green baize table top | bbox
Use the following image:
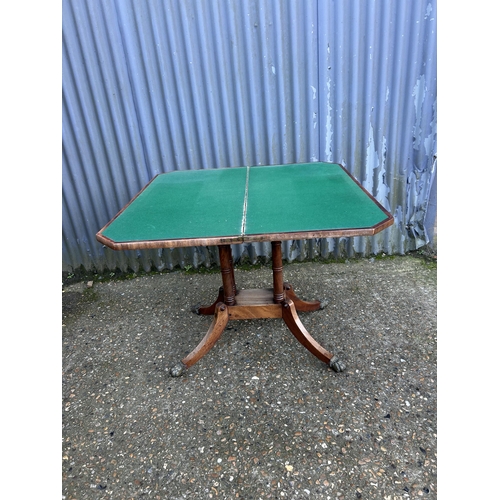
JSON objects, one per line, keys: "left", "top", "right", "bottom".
{"left": 97, "top": 162, "right": 393, "bottom": 250}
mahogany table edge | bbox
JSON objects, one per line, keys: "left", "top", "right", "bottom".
{"left": 96, "top": 216, "right": 393, "bottom": 251}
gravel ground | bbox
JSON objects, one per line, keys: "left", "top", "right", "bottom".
{"left": 62, "top": 255, "right": 437, "bottom": 499}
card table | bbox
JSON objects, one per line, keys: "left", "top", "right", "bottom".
{"left": 96, "top": 162, "right": 393, "bottom": 376}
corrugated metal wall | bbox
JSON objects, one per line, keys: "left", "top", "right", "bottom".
{"left": 62, "top": 0, "right": 437, "bottom": 273}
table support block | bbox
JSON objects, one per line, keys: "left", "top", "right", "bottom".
{"left": 228, "top": 289, "right": 282, "bottom": 320}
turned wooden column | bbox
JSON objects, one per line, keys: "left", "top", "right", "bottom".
{"left": 271, "top": 241, "right": 284, "bottom": 303}
{"left": 218, "top": 245, "right": 235, "bottom": 306}
{"left": 229, "top": 248, "right": 237, "bottom": 296}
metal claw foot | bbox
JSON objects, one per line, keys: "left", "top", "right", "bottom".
{"left": 169, "top": 362, "right": 187, "bottom": 377}
{"left": 319, "top": 300, "right": 329, "bottom": 310}
{"left": 191, "top": 303, "right": 201, "bottom": 315}
{"left": 329, "top": 356, "right": 346, "bottom": 373}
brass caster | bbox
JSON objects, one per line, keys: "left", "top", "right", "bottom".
{"left": 169, "top": 362, "right": 187, "bottom": 377}
{"left": 329, "top": 356, "right": 346, "bottom": 373}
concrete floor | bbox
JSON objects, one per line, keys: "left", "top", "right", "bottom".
{"left": 62, "top": 255, "right": 437, "bottom": 499}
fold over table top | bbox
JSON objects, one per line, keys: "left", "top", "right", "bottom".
{"left": 96, "top": 162, "right": 393, "bottom": 250}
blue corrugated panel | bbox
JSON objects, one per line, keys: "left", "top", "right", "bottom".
{"left": 63, "top": 0, "right": 436, "bottom": 272}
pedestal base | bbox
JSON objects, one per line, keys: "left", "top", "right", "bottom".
{"left": 169, "top": 242, "right": 345, "bottom": 376}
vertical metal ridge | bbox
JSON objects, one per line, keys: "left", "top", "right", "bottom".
{"left": 63, "top": 0, "right": 436, "bottom": 272}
